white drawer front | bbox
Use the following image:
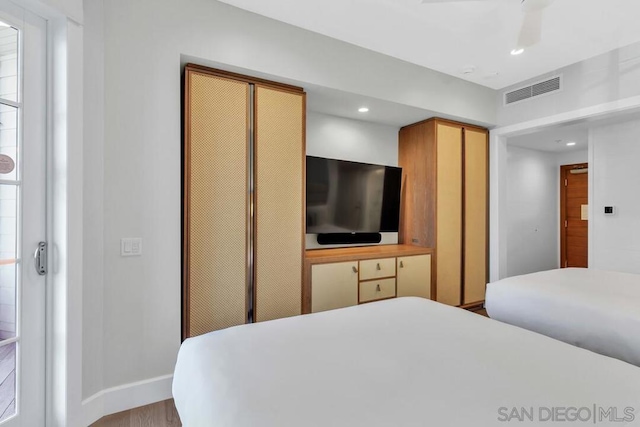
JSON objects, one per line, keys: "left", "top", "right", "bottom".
{"left": 359, "top": 278, "right": 396, "bottom": 303}
{"left": 359, "top": 258, "right": 396, "bottom": 281}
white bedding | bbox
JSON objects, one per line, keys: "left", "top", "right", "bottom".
{"left": 173, "top": 297, "right": 640, "bottom": 426}
{"left": 486, "top": 268, "right": 640, "bottom": 367}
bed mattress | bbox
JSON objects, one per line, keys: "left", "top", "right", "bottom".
{"left": 173, "top": 297, "right": 640, "bottom": 427}
{"left": 486, "top": 268, "right": 640, "bottom": 367}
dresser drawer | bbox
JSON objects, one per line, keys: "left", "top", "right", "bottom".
{"left": 359, "top": 258, "right": 396, "bottom": 281}
{"left": 359, "top": 278, "right": 396, "bottom": 303}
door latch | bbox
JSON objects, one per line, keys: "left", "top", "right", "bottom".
{"left": 34, "top": 242, "right": 47, "bottom": 276}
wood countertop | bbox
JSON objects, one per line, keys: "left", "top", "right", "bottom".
{"left": 305, "top": 244, "right": 434, "bottom": 264}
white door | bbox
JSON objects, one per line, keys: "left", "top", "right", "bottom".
{"left": 0, "top": 2, "right": 46, "bottom": 426}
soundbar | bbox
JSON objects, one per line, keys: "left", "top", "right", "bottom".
{"left": 317, "top": 233, "right": 382, "bottom": 245}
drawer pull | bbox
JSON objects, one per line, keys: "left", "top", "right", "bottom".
{"left": 376, "top": 284, "right": 381, "bottom": 292}
{"left": 399, "top": 261, "right": 404, "bottom": 268}
{"left": 352, "top": 266, "right": 358, "bottom": 273}
{"left": 376, "top": 263, "right": 381, "bottom": 271}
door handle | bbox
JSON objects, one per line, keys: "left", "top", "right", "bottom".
{"left": 34, "top": 242, "right": 47, "bottom": 276}
{"left": 399, "top": 261, "right": 404, "bottom": 268}
{"left": 352, "top": 266, "right": 358, "bottom": 273}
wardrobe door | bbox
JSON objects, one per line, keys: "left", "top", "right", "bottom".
{"left": 435, "top": 123, "right": 463, "bottom": 306}
{"left": 184, "top": 71, "right": 250, "bottom": 338}
{"left": 463, "top": 128, "right": 488, "bottom": 304}
{"left": 254, "top": 85, "right": 305, "bottom": 322}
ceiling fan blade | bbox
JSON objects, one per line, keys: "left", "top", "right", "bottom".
{"left": 420, "top": 0, "right": 491, "bottom": 3}
{"left": 516, "top": 8, "right": 542, "bottom": 48}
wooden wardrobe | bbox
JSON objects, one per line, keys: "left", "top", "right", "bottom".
{"left": 398, "top": 118, "right": 488, "bottom": 307}
{"left": 182, "top": 64, "right": 305, "bottom": 339}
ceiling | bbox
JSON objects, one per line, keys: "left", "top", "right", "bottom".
{"left": 507, "top": 109, "right": 640, "bottom": 152}
{"left": 507, "top": 124, "right": 588, "bottom": 152}
{"left": 216, "top": 0, "right": 640, "bottom": 90}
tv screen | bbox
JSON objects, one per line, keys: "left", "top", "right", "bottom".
{"left": 306, "top": 156, "right": 402, "bottom": 234}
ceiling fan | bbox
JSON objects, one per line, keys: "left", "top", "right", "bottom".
{"left": 417, "top": 0, "right": 554, "bottom": 49}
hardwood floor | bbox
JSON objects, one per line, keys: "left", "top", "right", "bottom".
{"left": 90, "top": 399, "right": 181, "bottom": 427}
{"left": 0, "top": 343, "right": 15, "bottom": 422}
{"left": 475, "top": 308, "right": 489, "bottom": 317}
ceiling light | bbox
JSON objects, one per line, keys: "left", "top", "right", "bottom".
{"left": 358, "top": 107, "right": 369, "bottom": 113}
{"left": 566, "top": 142, "right": 576, "bottom": 146}
{"left": 511, "top": 48, "right": 524, "bottom": 56}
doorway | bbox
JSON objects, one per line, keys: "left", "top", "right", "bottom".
{"left": 0, "top": 2, "right": 47, "bottom": 426}
{"left": 560, "top": 163, "right": 588, "bottom": 268}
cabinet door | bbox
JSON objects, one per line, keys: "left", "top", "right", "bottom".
{"left": 436, "top": 123, "right": 463, "bottom": 306}
{"left": 254, "top": 86, "right": 305, "bottom": 322}
{"left": 311, "top": 262, "right": 358, "bottom": 313}
{"left": 184, "top": 71, "right": 250, "bottom": 338}
{"left": 397, "top": 254, "right": 431, "bottom": 299}
{"left": 463, "top": 128, "right": 488, "bottom": 304}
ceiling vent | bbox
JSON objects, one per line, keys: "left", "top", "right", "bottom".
{"left": 504, "top": 75, "right": 562, "bottom": 105}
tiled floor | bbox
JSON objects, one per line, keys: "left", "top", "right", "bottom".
{"left": 0, "top": 342, "right": 15, "bottom": 422}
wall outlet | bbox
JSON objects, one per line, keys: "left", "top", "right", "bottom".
{"left": 121, "top": 238, "right": 142, "bottom": 256}
{"left": 604, "top": 206, "right": 615, "bottom": 216}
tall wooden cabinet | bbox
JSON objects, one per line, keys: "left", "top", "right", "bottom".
{"left": 398, "top": 119, "right": 488, "bottom": 307}
{"left": 183, "top": 65, "right": 305, "bottom": 339}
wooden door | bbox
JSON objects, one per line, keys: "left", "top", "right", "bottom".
{"left": 561, "top": 164, "right": 588, "bottom": 268}
{"left": 463, "top": 128, "right": 488, "bottom": 304}
{"left": 254, "top": 85, "right": 305, "bottom": 322}
{"left": 397, "top": 255, "right": 431, "bottom": 299}
{"left": 436, "top": 123, "right": 463, "bottom": 306}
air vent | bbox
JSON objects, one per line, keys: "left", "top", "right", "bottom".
{"left": 504, "top": 76, "right": 562, "bottom": 105}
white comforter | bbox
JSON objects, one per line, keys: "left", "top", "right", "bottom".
{"left": 486, "top": 268, "right": 640, "bottom": 367}
{"left": 173, "top": 297, "right": 640, "bottom": 427}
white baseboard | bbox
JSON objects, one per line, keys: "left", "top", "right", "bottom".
{"left": 82, "top": 374, "right": 173, "bottom": 426}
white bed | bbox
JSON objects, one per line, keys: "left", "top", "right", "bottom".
{"left": 486, "top": 268, "right": 640, "bottom": 367}
{"left": 173, "top": 297, "right": 640, "bottom": 426}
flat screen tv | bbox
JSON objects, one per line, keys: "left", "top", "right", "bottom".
{"left": 306, "top": 156, "right": 402, "bottom": 234}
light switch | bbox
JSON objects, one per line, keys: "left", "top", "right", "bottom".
{"left": 581, "top": 205, "right": 588, "bottom": 220}
{"left": 121, "top": 238, "right": 142, "bottom": 256}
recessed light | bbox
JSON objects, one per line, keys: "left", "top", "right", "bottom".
{"left": 511, "top": 48, "right": 524, "bottom": 56}
{"left": 358, "top": 107, "right": 369, "bottom": 113}
{"left": 566, "top": 142, "right": 576, "bottom": 146}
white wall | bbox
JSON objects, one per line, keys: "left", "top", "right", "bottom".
{"left": 506, "top": 146, "right": 588, "bottom": 277}
{"left": 506, "top": 146, "right": 558, "bottom": 276}
{"left": 306, "top": 112, "right": 398, "bottom": 166}
{"left": 497, "top": 42, "right": 640, "bottom": 126}
{"left": 22, "top": 0, "right": 82, "bottom": 22}
{"left": 590, "top": 118, "right": 640, "bottom": 273}
{"left": 86, "top": 0, "right": 497, "bottom": 407}
{"left": 82, "top": 0, "right": 103, "bottom": 400}
{"left": 556, "top": 150, "right": 588, "bottom": 167}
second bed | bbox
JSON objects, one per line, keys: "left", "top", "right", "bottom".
{"left": 486, "top": 267, "right": 640, "bottom": 366}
